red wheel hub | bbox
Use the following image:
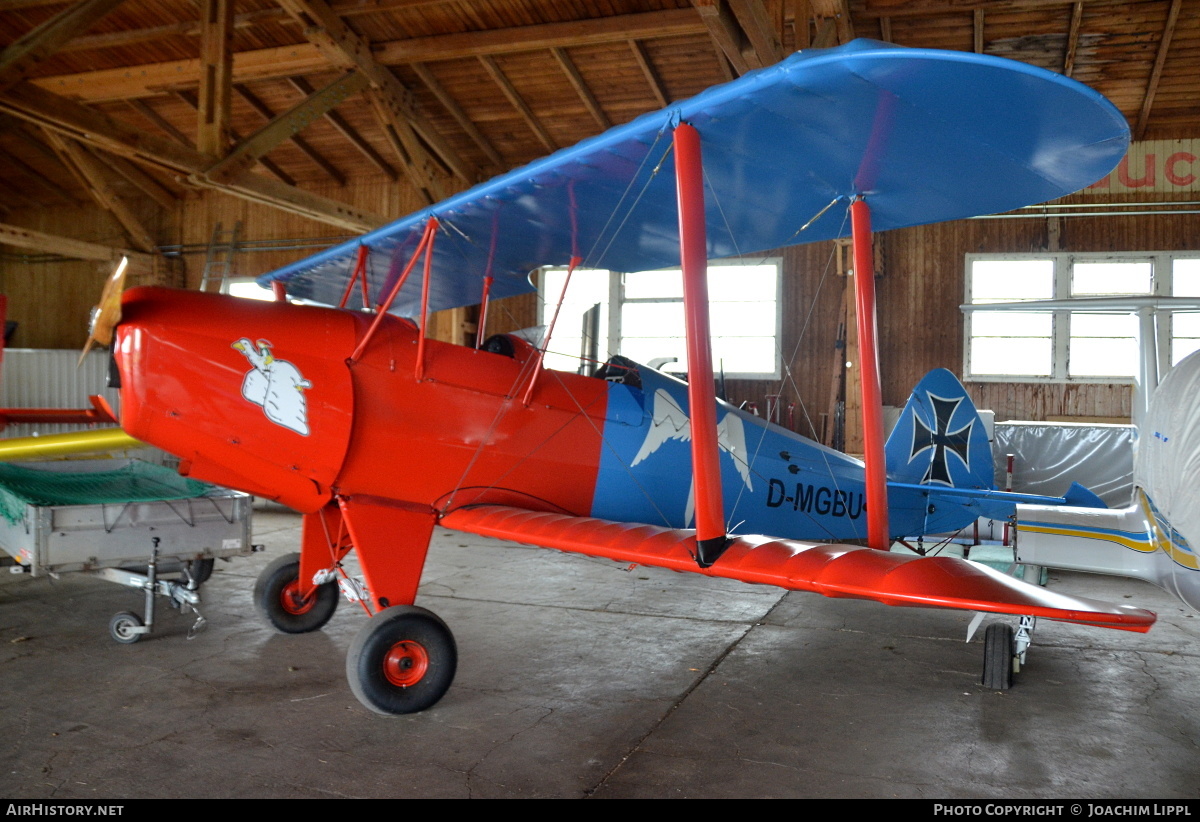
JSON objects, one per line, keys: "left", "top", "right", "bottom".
{"left": 280, "top": 580, "right": 316, "bottom": 615}
{"left": 383, "top": 640, "right": 429, "bottom": 688}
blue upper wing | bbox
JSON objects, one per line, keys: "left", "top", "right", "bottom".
{"left": 258, "top": 39, "right": 1129, "bottom": 317}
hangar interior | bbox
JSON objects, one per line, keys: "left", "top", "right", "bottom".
{"left": 0, "top": 0, "right": 1198, "bottom": 800}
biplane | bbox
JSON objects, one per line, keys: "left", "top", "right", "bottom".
{"left": 64, "top": 40, "right": 1159, "bottom": 713}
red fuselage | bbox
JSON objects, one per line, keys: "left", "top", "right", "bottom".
{"left": 114, "top": 287, "right": 608, "bottom": 517}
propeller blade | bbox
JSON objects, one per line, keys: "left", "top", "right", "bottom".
{"left": 79, "top": 256, "right": 129, "bottom": 366}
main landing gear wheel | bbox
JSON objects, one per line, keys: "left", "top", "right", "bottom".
{"left": 346, "top": 605, "right": 457, "bottom": 715}
{"left": 254, "top": 552, "right": 339, "bottom": 634}
{"left": 982, "top": 622, "right": 1015, "bottom": 690}
{"left": 109, "top": 611, "right": 143, "bottom": 644}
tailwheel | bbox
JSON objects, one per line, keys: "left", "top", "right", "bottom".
{"left": 346, "top": 605, "right": 457, "bottom": 715}
{"left": 254, "top": 552, "right": 338, "bottom": 634}
{"left": 981, "top": 622, "right": 1015, "bottom": 690}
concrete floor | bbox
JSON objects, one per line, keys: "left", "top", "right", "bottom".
{"left": 1, "top": 507, "right": 1198, "bottom": 799}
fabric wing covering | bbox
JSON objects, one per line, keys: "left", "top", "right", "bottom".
{"left": 259, "top": 39, "right": 1130, "bottom": 318}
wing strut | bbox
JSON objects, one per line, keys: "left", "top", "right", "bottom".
{"left": 675, "top": 121, "right": 728, "bottom": 567}
{"left": 850, "top": 197, "right": 890, "bottom": 549}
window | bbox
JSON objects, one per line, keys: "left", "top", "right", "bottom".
{"left": 964, "top": 253, "right": 1200, "bottom": 381}
{"left": 227, "top": 279, "right": 275, "bottom": 301}
{"left": 539, "top": 258, "right": 782, "bottom": 380}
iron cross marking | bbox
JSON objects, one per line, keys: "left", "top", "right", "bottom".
{"left": 910, "top": 394, "right": 973, "bottom": 485}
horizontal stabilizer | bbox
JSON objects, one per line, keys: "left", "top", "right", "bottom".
{"left": 441, "top": 505, "right": 1155, "bottom": 632}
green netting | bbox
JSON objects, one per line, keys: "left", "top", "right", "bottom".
{"left": 0, "top": 461, "right": 217, "bottom": 524}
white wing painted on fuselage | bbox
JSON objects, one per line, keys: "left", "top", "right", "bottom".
{"left": 632, "top": 388, "right": 754, "bottom": 527}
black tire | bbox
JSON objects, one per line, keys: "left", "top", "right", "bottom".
{"left": 109, "top": 611, "right": 144, "bottom": 644}
{"left": 346, "top": 605, "right": 457, "bottom": 715}
{"left": 254, "top": 552, "right": 338, "bottom": 634}
{"left": 187, "top": 558, "right": 215, "bottom": 587}
{"left": 982, "top": 622, "right": 1015, "bottom": 690}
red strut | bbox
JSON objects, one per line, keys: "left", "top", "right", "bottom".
{"left": 850, "top": 197, "right": 890, "bottom": 550}
{"left": 674, "top": 122, "right": 727, "bottom": 566}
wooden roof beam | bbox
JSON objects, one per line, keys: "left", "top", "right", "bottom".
{"left": 810, "top": 0, "right": 854, "bottom": 44}
{"left": 0, "top": 222, "right": 154, "bottom": 270}
{"left": 410, "top": 63, "right": 503, "bottom": 172}
{"left": 287, "top": 75, "right": 397, "bottom": 181}
{"left": 550, "top": 47, "right": 611, "bottom": 132}
{"left": 124, "top": 99, "right": 192, "bottom": 147}
{"left": 974, "top": 8, "right": 985, "bottom": 53}
{"left": 43, "top": 130, "right": 158, "bottom": 254}
{"left": 629, "top": 40, "right": 668, "bottom": 109}
{"left": 234, "top": 83, "right": 346, "bottom": 186}
{"left": 197, "top": 0, "right": 234, "bottom": 158}
{"left": 1134, "top": 0, "right": 1181, "bottom": 140}
{"left": 0, "top": 142, "right": 79, "bottom": 206}
{"left": 207, "top": 72, "right": 366, "bottom": 185}
{"left": 34, "top": 10, "right": 707, "bottom": 103}
{"left": 1063, "top": 2, "right": 1083, "bottom": 77}
{"left": 174, "top": 89, "right": 297, "bottom": 187}
{"left": 365, "top": 88, "right": 441, "bottom": 205}
{"left": 103, "top": 152, "right": 177, "bottom": 210}
{"left": 277, "top": 0, "right": 472, "bottom": 186}
{"left": 0, "top": 0, "right": 128, "bottom": 95}
{"left": 728, "top": 0, "right": 783, "bottom": 66}
{"left": 0, "top": 82, "right": 383, "bottom": 231}
{"left": 692, "top": 0, "right": 755, "bottom": 75}
{"left": 479, "top": 55, "right": 558, "bottom": 154}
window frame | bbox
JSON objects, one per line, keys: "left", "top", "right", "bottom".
{"left": 964, "top": 251, "right": 1200, "bottom": 383}
{"left": 538, "top": 257, "right": 784, "bottom": 381}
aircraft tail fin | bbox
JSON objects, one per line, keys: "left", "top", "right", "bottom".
{"left": 885, "top": 368, "right": 995, "bottom": 489}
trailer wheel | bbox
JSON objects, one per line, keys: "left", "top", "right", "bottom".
{"left": 346, "top": 606, "right": 457, "bottom": 715}
{"left": 109, "top": 611, "right": 143, "bottom": 644}
{"left": 254, "top": 552, "right": 338, "bottom": 634}
{"left": 982, "top": 622, "right": 1015, "bottom": 690}
{"left": 187, "top": 558, "right": 215, "bottom": 587}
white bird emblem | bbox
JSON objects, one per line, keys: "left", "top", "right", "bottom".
{"left": 233, "top": 338, "right": 313, "bottom": 436}
{"left": 631, "top": 388, "right": 754, "bottom": 526}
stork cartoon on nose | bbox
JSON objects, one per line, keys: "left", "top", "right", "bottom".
{"left": 232, "top": 338, "right": 312, "bottom": 436}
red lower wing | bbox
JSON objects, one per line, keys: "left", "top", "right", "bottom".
{"left": 439, "top": 505, "right": 1156, "bottom": 632}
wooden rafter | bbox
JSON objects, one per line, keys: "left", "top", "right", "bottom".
{"left": 197, "top": 0, "right": 234, "bottom": 157}
{"left": 124, "top": 99, "right": 191, "bottom": 147}
{"left": 551, "top": 48, "right": 610, "bottom": 132}
{"left": 206, "top": 71, "right": 366, "bottom": 185}
{"left": 629, "top": 40, "right": 668, "bottom": 109}
{"left": 276, "top": 0, "right": 472, "bottom": 186}
{"left": 0, "top": 0, "right": 128, "bottom": 95}
{"left": 0, "top": 221, "right": 153, "bottom": 271}
{"left": 234, "top": 83, "right": 346, "bottom": 186}
{"left": 974, "top": 8, "right": 985, "bottom": 53}
{"left": 692, "top": 0, "right": 754, "bottom": 75}
{"left": 0, "top": 81, "right": 383, "bottom": 231}
{"left": 174, "top": 89, "right": 297, "bottom": 187}
{"left": 810, "top": 0, "right": 854, "bottom": 44}
{"left": 104, "top": 153, "right": 177, "bottom": 210}
{"left": 479, "top": 55, "right": 558, "bottom": 154}
{"left": 0, "top": 142, "right": 78, "bottom": 206}
{"left": 364, "top": 88, "right": 445, "bottom": 204}
{"left": 728, "top": 0, "right": 783, "bottom": 66}
{"left": 287, "top": 75, "right": 398, "bottom": 181}
{"left": 43, "top": 130, "right": 157, "bottom": 254}
{"left": 1134, "top": 0, "right": 1181, "bottom": 140}
{"left": 1063, "top": 2, "right": 1083, "bottom": 77}
{"left": 410, "top": 63, "right": 503, "bottom": 172}
{"left": 34, "top": 10, "right": 707, "bottom": 104}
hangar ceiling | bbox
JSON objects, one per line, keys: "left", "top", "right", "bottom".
{"left": 0, "top": 0, "right": 1193, "bottom": 249}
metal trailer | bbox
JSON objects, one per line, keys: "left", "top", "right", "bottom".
{"left": 0, "top": 459, "right": 255, "bottom": 642}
